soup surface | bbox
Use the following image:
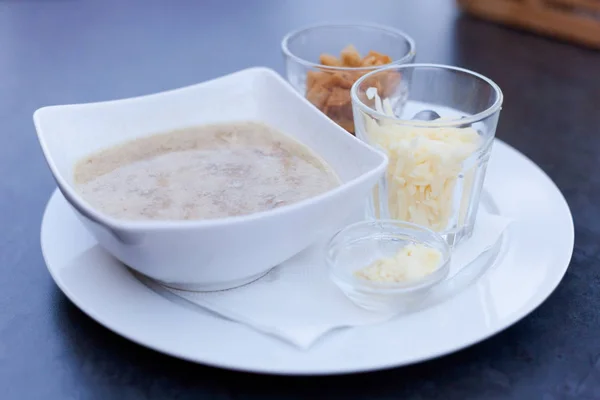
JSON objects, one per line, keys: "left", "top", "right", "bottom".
{"left": 74, "top": 121, "right": 340, "bottom": 221}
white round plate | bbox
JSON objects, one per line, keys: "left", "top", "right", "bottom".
{"left": 41, "top": 140, "right": 574, "bottom": 375}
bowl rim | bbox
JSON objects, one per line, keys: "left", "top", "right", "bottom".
{"left": 326, "top": 219, "right": 451, "bottom": 293}
{"left": 281, "top": 22, "right": 417, "bottom": 72}
{"left": 350, "top": 63, "right": 504, "bottom": 127}
{"left": 33, "top": 67, "right": 389, "bottom": 233}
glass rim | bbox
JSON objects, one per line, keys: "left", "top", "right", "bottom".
{"left": 281, "top": 22, "right": 417, "bottom": 72}
{"left": 350, "top": 63, "right": 504, "bottom": 127}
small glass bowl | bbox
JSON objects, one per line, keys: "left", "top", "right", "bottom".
{"left": 326, "top": 220, "right": 451, "bottom": 314}
{"left": 281, "top": 23, "right": 416, "bottom": 135}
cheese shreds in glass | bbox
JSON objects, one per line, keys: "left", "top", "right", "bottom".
{"left": 364, "top": 88, "right": 480, "bottom": 232}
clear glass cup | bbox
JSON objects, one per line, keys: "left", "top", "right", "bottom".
{"left": 351, "top": 64, "right": 503, "bottom": 246}
{"left": 281, "top": 23, "right": 416, "bottom": 135}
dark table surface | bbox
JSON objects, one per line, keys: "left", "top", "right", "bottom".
{"left": 1, "top": 0, "right": 599, "bottom": 399}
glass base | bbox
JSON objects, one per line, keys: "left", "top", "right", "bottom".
{"left": 363, "top": 201, "right": 476, "bottom": 248}
{"left": 442, "top": 224, "right": 474, "bottom": 248}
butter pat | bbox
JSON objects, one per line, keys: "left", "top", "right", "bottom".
{"left": 354, "top": 243, "right": 442, "bottom": 283}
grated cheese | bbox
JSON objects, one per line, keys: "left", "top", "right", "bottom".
{"left": 363, "top": 89, "right": 480, "bottom": 231}
{"left": 354, "top": 243, "right": 442, "bottom": 283}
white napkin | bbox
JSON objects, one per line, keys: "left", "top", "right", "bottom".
{"left": 143, "top": 212, "right": 511, "bottom": 349}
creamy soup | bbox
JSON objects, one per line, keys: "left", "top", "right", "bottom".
{"left": 74, "top": 122, "right": 340, "bottom": 221}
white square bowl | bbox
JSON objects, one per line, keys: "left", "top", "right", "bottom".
{"left": 34, "top": 67, "right": 388, "bottom": 291}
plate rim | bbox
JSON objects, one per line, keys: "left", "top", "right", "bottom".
{"left": 40, "top": 139, "right": 575, "bottom": 375}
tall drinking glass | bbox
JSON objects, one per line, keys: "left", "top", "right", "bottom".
{"left": 351, "top": 64, "right": 503, "bottom": 246}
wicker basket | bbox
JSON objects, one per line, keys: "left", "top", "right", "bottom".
{"left": 457, "top": 0, "right": 600, "bottom": 49}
